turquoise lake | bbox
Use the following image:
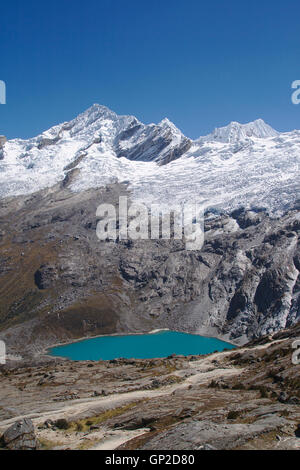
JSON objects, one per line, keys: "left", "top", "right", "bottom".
{"left": 49, "top": 331, "right": 235, "bottom": 361}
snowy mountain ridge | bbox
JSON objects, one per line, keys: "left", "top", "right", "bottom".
{"left": 0, "top": 104, "right": 299, "bottom": 215}
{"left": 198, "top": 118, "right": 279, "bottom": 144}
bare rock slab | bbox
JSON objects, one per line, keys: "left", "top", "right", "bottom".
{"left": 3, "top": 419, "right": 38, "bottom": 450}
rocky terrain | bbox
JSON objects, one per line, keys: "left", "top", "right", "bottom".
{"left": 0, "top": 323, "right": 299, "bottom": 450}
{"left": 0, "top": 180, "right": 299, "bottom": 357}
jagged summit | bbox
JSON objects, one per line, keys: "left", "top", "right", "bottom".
{"left": 159, "top": 117, "right": 179, "bottom": 128}
{"left": 76, "top": 103, "right": 117, "bottom": 121}
{"left": 79, "top": 103, "right": 116, "bottom": 116}
{"left": 199, "top": 118, "right": 278, "bottom": 144}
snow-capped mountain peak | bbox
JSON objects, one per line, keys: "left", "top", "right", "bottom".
{"left": 199, "top": 118, "right": 278, "bottom": 144}
{"left": 159, "top": 117, "right": 179, "bottom": 130}
{"left": 0, "top": 105, "right": 299, "bottom": 217}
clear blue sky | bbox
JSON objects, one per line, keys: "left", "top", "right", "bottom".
{"left": 1, "top": 0, "right": 300, "bottom": 140}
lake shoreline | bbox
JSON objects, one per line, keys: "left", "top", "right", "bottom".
{"left": 46, "top": 329, "right": 237, "bottom": 362}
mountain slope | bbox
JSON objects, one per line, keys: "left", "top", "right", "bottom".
{"left": 198, "top": 118, "right": 279, "bottom": 143}
{"left": 0, "top": 182, "right": 298, "bottom": 355}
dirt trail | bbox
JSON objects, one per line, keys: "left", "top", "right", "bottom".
{"left": 91, "top": 428, "right": 150, "bottom": 450}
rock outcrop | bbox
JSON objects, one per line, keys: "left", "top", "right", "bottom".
{"left": 2, "top": 419, "right": 37, "bottom": 450}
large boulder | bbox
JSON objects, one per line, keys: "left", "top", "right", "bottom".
{"left": 2, "top": 419, "right": 38, "bottom": 450}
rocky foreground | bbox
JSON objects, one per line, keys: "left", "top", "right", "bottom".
{"left": 0, "top": 323, "right": 300, "bottom": 450}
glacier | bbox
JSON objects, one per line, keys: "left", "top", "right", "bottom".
{"left": 0, "top": 104, "right": 299, "bottom": 214}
